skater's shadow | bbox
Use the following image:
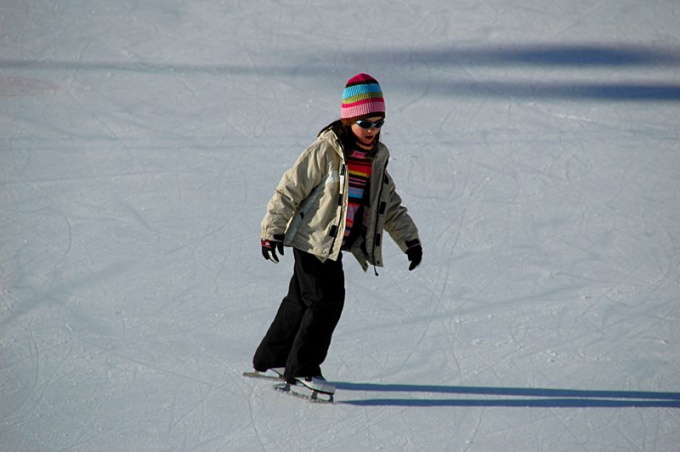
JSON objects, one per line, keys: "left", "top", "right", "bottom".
{"left": 334, "top": 382, "right": 680, "bottom": 408}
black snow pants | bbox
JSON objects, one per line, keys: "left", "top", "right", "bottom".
{"left": 253, "top": 248, "right": 345, "bottom": 379}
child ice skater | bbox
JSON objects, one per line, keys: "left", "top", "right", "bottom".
{"left": 253, "top": 73, "right": 422, "bottom": 394}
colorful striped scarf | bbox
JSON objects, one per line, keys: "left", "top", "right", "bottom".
{"left": 342, "top": 149, "right": 373, "bottom": 248}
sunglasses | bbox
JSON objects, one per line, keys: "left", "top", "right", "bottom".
{"left": 355, "top": 119, "right": 385, "bottom": 130}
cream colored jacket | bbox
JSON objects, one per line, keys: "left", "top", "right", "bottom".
{"left": 261, "top": 129, "right": 420, "bottom": 271}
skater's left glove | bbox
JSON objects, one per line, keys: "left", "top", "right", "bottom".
{"left": 406, "top": 240, "right": 422, "bottom": 271}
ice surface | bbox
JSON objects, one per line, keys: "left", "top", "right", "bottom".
{"left": 1, "top": 0, "right": 679, "bottom": 450}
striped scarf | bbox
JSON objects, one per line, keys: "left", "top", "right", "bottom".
{"left": 342, "top": 148, "right": 373, "bottom": 249}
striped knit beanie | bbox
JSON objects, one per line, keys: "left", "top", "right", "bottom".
{"left": 340, "top": 73, "right": 385, "bottom": 125}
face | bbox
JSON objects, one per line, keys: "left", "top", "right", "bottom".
{"left": 350, "top": 116, "right": 384, "bottom": 146}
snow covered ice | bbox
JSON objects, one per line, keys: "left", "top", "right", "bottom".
{"left": 1, "top": 0, "right": 679, "bottom": 450}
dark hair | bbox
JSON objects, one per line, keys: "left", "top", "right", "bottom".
{"left": 318, "top": 119, "right": 380, "bottom": 157}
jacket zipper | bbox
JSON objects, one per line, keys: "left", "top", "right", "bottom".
{"left": 329, "top": 163, "right": 347, "bottom": 256}
{"left": 370, "top": 159, "right": 389, "bottom": 276}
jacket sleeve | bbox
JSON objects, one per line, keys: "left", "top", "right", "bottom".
{"left": 382, "top": 170, "right": 421, "bottom": 252}
{"left": 261, "top": 140, "right": 328, "bottom": 240}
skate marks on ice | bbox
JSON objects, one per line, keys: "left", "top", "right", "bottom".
{"left": 335, "top": 382, "right": 680, "bottom": 408}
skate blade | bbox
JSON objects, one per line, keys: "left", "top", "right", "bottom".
{"left": 273, "top": 383, "right": 334, "bottom": 403}
{"left": 242, "top": 370, "right": 284, "bottom": 381}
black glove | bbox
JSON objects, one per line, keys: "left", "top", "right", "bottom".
{"left": 261, "top": 234, "right": 285, "bottom": 263}
{"left": 406, "top": 240, "right": 422, "bottom": 271}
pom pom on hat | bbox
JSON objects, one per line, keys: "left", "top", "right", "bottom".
{"left": 341, "top": 73, "right": 385, "bottom": 125}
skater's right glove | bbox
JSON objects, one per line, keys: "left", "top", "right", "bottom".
{"left": 261, "top": 234, "right": 285, "bottom": 263}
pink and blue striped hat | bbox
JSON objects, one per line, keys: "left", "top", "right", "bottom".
{"left": 340, "top": 73, "right": 385, "bottom": 125}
